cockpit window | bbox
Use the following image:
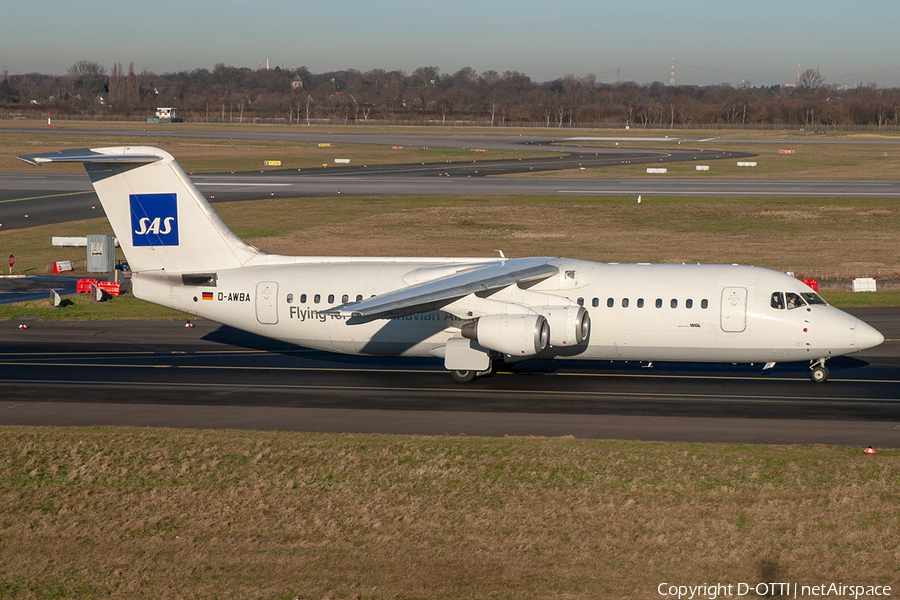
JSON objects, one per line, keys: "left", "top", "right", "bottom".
{"left": 771, "top": 292, "right": 785, "bottom": 310}
{"left": 802, "top": 292, "right": 827, "bottom": 306}
{"left": 785, "top": 292, "right": 806, "bottom": 310}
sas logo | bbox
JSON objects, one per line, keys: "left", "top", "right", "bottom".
{"left": 130, "top": 193, "right": 179, "bottom": 246}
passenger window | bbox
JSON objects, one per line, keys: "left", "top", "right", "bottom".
{"left": 300, "top": 293, "right": 307, "bottom": 303}
{"left": 286, "top": 293, "right": 294, "bottom": 304}
{"left": 607, "top": 298, "right": 614, "bottom": 308}
{"left": 686, "top": 299, "right": 693, "bottom": 309}
{"left": 592, "top": 298, "right": 599, "bottom": 308}
{"left": 356, "top": 295, "right": 363, "bottom": 302}
{"left": 622, "top": 298, "right": 629, "bottom": 308}
{"left": 786, "top": 292, "right": 806, "bottom": 310}
{"left": 342, "top": 294, "right": 349, "bottom": 303}
{"left": 656, "top": 298, "right": 663, "bottom": 308}
{"left": 670, "top": 299, "right": 678, "bottom": 309}
{"left": 328, "top": 294, "right": 335, "bottom": 304}
{"left": 701, "top": 299, "right": 708, "bottom": 309}
{"left": 577, "top": 297, "right": 584, "bottom": 306}
{"left": 771, "top": 292, "right": 785, "bottom": 310}
{"left": 637, "top": 298, "right": 644, "bottom": 308}
{"left": 313, "top": 294, "right": 320, "bottom": 304}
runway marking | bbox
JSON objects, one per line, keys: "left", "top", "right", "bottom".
{"left": 195, "top": 183, "right": 290, "bottom": 187}
{"left": 0, "top": 379, "right": 898, "bottom": 406}
{"left": 0, "top": 359, "right": 898, "bottom": 386}
{"left": 0, "top": 190, "right": 94, "bottom": 204}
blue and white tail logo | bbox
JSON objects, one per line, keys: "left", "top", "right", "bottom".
{"left": 130, "top": 193, "right": 179, "bottom": 246}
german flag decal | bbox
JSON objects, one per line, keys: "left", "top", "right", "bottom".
{"left": 202, "top": 292, "right": 214, "bottom": 301}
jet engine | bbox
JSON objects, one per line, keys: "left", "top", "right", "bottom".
{"left": 461, "top": 314, "right": 549, "bottom": 356}
{"left": 542, "top": 305, "right": 590, "bottom": 347}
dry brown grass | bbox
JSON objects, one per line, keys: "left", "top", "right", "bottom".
{"left": 5, "top": 195, "right": 899, "bottom": 277}
{"left": 1, "top": 427, "right": 897, "bottom": 599}
{"left": 224, "top": 195, "right": 900, "bottom": 272}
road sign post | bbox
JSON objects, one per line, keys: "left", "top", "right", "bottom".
{"left": 8, "top": 254, "right": 15, "bottom": 274}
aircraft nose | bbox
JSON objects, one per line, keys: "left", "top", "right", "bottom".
{"left": 855, "top": 319, "right": 885, "bottom": 350}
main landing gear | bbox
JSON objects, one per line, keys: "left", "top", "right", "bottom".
{"left": 809, "top": 358, "right": 830, "bottom": 383}
{"left": 450, "top": 369, "right": 478, "bottom": 383}
{"left": 450, "top": 359, "right": 506, "bottom": 383}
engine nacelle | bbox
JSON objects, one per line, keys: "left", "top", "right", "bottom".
{"left": 461, "top": 314, "right": 549, "bottom": 357}
{"left": 542, "top": 305, "right": 590, "bottom": 347}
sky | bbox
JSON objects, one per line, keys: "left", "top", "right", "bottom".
{"left": 3, "top": 0, "right": 900, "bottom": 87}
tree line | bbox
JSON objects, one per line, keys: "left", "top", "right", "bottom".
{"left": 2, "top": 61, "right": 899, "bottom": 128}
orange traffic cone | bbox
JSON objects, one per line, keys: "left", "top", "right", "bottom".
{"left": 864, "top": 446, "right": 876, "bottom": 455}
{"left": 18, "top": 321, "right": 28, "bottom": 329}
{"left": 184, "top": 321, "right": 194, "bottom": 329}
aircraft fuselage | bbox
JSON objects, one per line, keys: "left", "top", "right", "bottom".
{"left": 137, "top": 258, "right": 879, "bottom": 365}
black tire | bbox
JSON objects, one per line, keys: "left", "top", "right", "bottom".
{"left": 809, "top": 365, "right": 829, "bottom": 383}
{"left": 450, "top": 369, "right": 477, "bottom": 384}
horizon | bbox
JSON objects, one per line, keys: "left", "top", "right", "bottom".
{"left": 3, "top": 0, "right": 899, "bottom": 88}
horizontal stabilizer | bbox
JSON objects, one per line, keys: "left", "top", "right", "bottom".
{"left": 18, "top": 148, "right": 163, "bottom": 166}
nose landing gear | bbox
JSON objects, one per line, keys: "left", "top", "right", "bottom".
{"left": 809, "top": 358, "right": 830, "bottom": 383}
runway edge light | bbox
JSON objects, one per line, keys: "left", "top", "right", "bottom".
{"left": 864, "top": 446, "right": 876, "bottom": 455}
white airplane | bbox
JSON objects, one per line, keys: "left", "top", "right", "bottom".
{"left": 19, "top": 146, "right": 884, "bottom": 383}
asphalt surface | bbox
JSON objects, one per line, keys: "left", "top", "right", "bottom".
{"left": 0, "top": 310, "right": 897, "bottom": 446}
{"left": 0, "top": 275, "right": 79, "bottom": 304}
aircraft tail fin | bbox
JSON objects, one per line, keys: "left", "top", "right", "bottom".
{"left": 18, "top": 147, "right": 262, "bottom": 274}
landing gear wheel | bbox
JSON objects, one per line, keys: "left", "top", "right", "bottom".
{"left": 450, "top": 369, "right": 478, "bottom": 384}
{"left": 809, "top": 365, "right": 830, "bottom": 383}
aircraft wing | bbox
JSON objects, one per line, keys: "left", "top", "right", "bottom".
{"left": 332, "top": 257, "right": 559, "bottom": 321}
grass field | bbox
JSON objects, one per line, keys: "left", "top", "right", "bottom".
{"left": 1, "top": 427, "right": 897, "bottom": 599}
{"left": 3, "top": 193, "right": 899, "bottom": 315}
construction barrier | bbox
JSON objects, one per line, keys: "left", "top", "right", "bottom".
{"left": 76, "top": 279, "right": 99, "bottom": 293}
{"left": 52, "top": 260, "right": 73, "bottom": 273}
{"left": 852, "top": 278, "right": 877, "bottom": 292}
{"left": 97, "top": 281, "right": 121, "bottom": 296}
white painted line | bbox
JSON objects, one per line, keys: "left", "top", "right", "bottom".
{"left": 195, "top": 182, "right": 291, "bottom": 187}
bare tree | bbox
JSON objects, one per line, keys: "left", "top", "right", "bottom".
{"left": 797, "top": 68, "right": 825, "bottom": 101}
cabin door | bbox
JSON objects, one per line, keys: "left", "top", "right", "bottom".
{"left": 256, "top": 281, "right": 279, "bottom": 324}
{"left": 720, "top": 287, "right": 747, "bottom": 333}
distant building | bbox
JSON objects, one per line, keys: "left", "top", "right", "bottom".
{"left": 148, "top": 108, "right": 178, "bottom": 123}
{"left": 291, "top": 74, "right": 303, "bottom": 90}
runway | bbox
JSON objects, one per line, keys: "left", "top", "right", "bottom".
{"left": 1, "top": 313, "right": 897, "bottom": 446}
